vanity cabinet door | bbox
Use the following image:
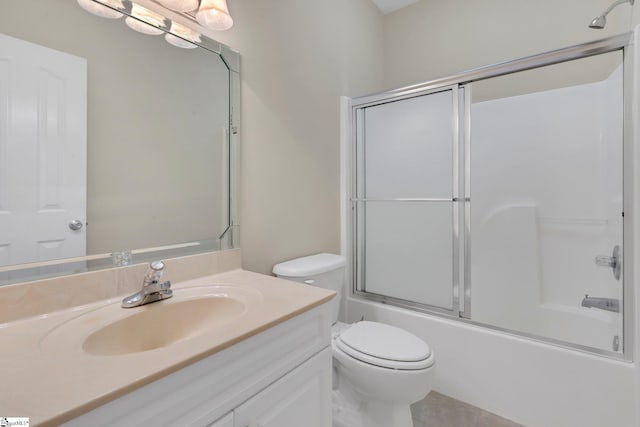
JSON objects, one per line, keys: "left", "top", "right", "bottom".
{"left": 208, "top": 413, "right": 234, "bottom": 427}
{"left": 234, "top": 348, "right": 331, "bottom": 427}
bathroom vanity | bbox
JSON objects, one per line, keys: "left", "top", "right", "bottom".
{"left": 63, "top": 298, "right": 332, "bottom": 427}
{"left": 0, "top": 251, "right": 334, "bottom": 427}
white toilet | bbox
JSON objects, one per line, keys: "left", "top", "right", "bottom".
{"left": 273, "top": 253, "right": 434, "bottom": 427}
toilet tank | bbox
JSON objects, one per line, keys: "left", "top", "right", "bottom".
{"left": 272, "top": 253, "right": 346, "bottom": 324}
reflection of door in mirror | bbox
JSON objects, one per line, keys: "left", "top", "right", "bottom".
{"left": 0, "top": 34, "right": 87, "bottom": 267}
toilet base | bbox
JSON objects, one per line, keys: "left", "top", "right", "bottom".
{"left": 332, "top": 388, "right": 415, "bottom": 427}
{"left": 333, "top": 390, "right": 363, "bottom": 427}
{"left": 362, "top": 399, "right": 413, "bottom": 427}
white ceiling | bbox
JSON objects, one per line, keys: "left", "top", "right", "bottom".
{"left": 371, "top": 0, "right": 420, "bottom": 15}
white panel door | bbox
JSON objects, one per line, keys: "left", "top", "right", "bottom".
{"left": 0, "top": 33, "right": 87, "bottom": 267}
{"left": 234, "top": 348, "right": 332, "bottom": 427}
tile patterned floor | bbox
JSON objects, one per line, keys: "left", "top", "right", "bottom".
{"left": 411, "top": 392, "right": 525, "bottom": 427}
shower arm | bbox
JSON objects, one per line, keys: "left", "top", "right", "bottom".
{"left": 599, "top": 0, "right": 634, "bottom": 19}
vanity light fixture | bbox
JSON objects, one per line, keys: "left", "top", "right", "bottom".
{"left": 165, "top": 21, "right": 201, "bottom": 48}
{"left": 196, "top": 0, "right": 234, "bottom": 31}
{"left": 125, "top": 3, "right": 166, "bottom": 35}
{"left": 77, "top": 0, "right": 125, "bottom": 19}
{"left": 156, "top": 0, "right": 200, "bottom": 12}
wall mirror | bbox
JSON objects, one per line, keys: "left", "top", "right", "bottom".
{"left": 0, "top": 0, "right": 239, "bottom": 285}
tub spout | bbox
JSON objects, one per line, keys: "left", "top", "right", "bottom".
{"left": 581, "top": 295, "right": 620, "bottom": 313}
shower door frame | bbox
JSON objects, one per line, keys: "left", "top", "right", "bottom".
{"left": 351, "top": 84, "right": 466, "bottom": 317}
{"left": 347, "top": 32, "right": 635, "bottom": 360}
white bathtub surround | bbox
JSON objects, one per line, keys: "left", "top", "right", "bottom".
{"left": 349, "top": 52, "right": 624, "bottom": 353}
{"left": 470, "top": 64, "right": 623, "bottom": 351}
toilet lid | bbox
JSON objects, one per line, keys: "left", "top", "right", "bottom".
{"left": 335, "top": 321, "right": 434, "bottom": 370}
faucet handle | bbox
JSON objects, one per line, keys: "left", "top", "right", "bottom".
{"left": 158, "top": 280, "right": 172, "bottom": 291}
{"left": 595, "top": 245, "right": 621, "bottom": 280}
{"left": 144, "top": 260, "right": 165, "bottom": 284}
{"left": 144, "top": 279, "right": 172, "bottom": 295}
{"left": 150, "top": 260, "right": 165, "bottom": 271}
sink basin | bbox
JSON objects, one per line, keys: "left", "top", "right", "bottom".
{"left": 39, "top": 284, "right": 262, "bottom": 357}
{"left": 83, "top": 297, "right": 245, "bottom": 356}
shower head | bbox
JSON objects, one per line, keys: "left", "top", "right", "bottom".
{"left": 589, "top": 0, "right": 634, "bottom": 29}
{"left": 589, "top": 14, "right": 607, "bottom": 29}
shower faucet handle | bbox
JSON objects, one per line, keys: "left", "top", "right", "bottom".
{"left": 595, "top": 245, "right": 621, "bottom": 281}
{"left": 595, "top": 255, "right": 616, "bottom": 268}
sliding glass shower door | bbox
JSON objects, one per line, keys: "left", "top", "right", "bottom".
{"left": 354, "top": 87, "right": 464, "bottom": 313}
{"left": 350, "top": 38, "right": 629, "bottom": 356}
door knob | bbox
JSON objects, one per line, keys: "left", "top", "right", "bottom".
{"left": 595, "top": 245, "right": 621, "bottom": 280}
{"left": 68, "top": 220, "right": 84, "bottom": 231}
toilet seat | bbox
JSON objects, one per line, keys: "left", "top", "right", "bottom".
{"left": 334, "top": 321, "right": 434, "bottom": 370}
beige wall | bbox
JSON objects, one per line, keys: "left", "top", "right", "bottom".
{"left": 214, "top": 0, "right": 639, "bottom": 275}
{"left": 383, "top": 0, "right": 638, "bottom": 89}
{"left": 213, "top": 0, "right": 385, "bottom": 274}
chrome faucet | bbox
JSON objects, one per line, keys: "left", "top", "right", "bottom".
{"left": 122, "top": 260, "right": 173, "bottom": 308}
{"left": 581, "top": 294, "right": 620, "bottom": 313}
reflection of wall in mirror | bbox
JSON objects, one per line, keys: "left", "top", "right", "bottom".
{"left": 0, "top": 0, "right": 230, "bottom": 258}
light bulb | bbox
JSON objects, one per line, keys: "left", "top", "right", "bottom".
{"left": 77, "top": 0, "right": 125, "bottom": 19}
{"left": 156, "top": 0, "right": 199, "bottom": 12}
{"left": 165, "top": 21, "right": 201, "bottom": 49}
{"left": 196, "top": 0, "right": 233, "bottom": 31}
{"left": 126, "top": 3, "right": 165, "bottom": 35}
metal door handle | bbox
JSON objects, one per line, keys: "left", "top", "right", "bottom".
{"left": 68, "top": 220, "right": 83, "bottom": 231}
{"left": 595, "top": 245, "right": 621, "bottom": 280}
